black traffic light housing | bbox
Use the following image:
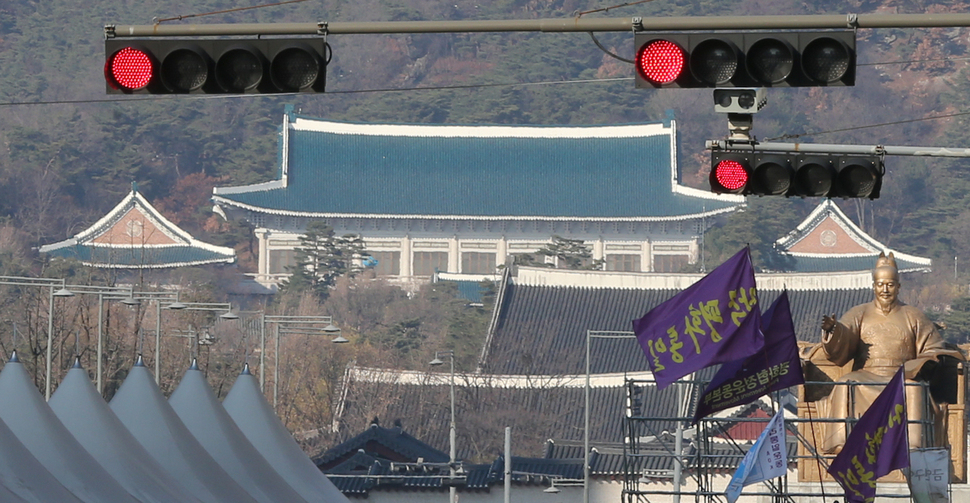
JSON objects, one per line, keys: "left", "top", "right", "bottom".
{"left": 105, "top": 37, "right": 332, "bottom": 94}
{"left": 710, "top": 148, "right": 883, "bottom": 199}
{"left": 634, "top": 30, "right": 855, "bottom": 88}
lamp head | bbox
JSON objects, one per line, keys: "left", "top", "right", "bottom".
{"left": 121, "top": 297, "right": 141, "bottom": 306}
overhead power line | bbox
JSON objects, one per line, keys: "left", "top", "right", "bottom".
{"left": 0, "top": 77, "right": 632, "bottom": 108}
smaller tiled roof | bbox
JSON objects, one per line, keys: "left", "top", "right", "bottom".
{"left": 316, "top": 423, "right": 449, "bottom": 470}
{"left": 40, "top": 186, "right": 235, "bottom": 269}
{"left": 318, "top": 425, "right": 592, "bottom": 496}
{"left": 544, "top": 441, "right": 625, "bottom": 476}
{"left": 335, "top": 367, "right": 684, "bottom": 453}
{"left": 774, "top": 199, "right": 931, "bottom": 273}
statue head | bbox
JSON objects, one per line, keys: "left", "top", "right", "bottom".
{"left": 872, "top": 252, "right": 900, "bottom": 310}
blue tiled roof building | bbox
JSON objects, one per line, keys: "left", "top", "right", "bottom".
{"left": 212, "top": 108, "right": 744, "bottom": 289}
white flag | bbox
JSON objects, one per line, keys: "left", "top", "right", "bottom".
{"left": 909, "top": 448, "right": 949, "bottom": 503}
{"left": 725, "top": 409, "right": 787, "bottom": 503}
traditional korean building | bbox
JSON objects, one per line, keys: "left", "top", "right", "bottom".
{"left": 211, "top": 108, "right": 743, "bottom": 290}
{"left": 773, "top": 198, "right": 931, "bottom": 273}
{"left": 39, "top": 186, "right": 235, "bottom": 269}
{"left": 313, "top": 199, "right": 938, "bottom": 502}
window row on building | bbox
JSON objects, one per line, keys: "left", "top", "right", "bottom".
{"left": 264, "top": 241, "right": 693, "bottom": 279}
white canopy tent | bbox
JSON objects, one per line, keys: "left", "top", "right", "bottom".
{"left": 49, "top": 359, "right": 205, "bottom": 503}
{"left": 0, "top": 352, "right": 347, "bottom": 503}
{"left": 0, "top": 353, "right": 138, "bottom": 503}
{"left": 109, "top": 357, "right": 260, "bottom": 503}
{"left": 0, "top": 393, "right": 82, "bottom": 503}
{"left": 168, "top": 360, "right": 311, "bottom": 503}
{"left": 224, "top": 364, "right": 351, "bottom": 503}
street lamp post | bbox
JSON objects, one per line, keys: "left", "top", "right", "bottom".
{"left": 117, "top": 291, "right": 182, "bottom": 384}
{"left": 169, "top": 326, "right": 219, "bottom": 359}
{"left": 45, "top": 284, "right": 75, "bottom": 400}
{"left": 0, "top": 277, "right": 72, "bottom": 401}
{"left": 265, "top": 315, "right": 344, "bottom": 408}
{"left": 156, "top": 301, "right": 237, "bottom": 383}
{"left": 430, "top": 350, "right": 457, "bottom": 503}
{"left": 585, "top": 330, "right": 636, "bottom": 503}
{"left": 122, "top": 294, "right": 237, "bottom": 383}
{"left": 61, "top": 284, "right": 134, "bottom": 394}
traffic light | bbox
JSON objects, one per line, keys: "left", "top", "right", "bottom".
{"left": 634, "top": 30, "right": 855, "bottom": 88}
{"left": 104, "top": 37, "right": 331, "bottom": 94}
{"left": 709, "top": 149, "right": 883, "bottom": 199}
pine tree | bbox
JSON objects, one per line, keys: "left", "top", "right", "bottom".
{"left": 279, "top": 221, "right": 366, "bottom": 300}
{"left": 536, "top": 235, "right": 604, "bottom": 270}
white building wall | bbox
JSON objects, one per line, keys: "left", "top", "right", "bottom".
{"left": 248, "top": 215, "right": 703, "bottom": 289}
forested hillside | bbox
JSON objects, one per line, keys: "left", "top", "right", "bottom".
{"left": 2, "top": 0, "right": 970, "bottom": 301}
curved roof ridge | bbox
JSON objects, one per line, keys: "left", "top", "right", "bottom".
{"left": 513, "top": 266, "right": 875, "bottom": 291}
{"left": 289, "top": 114, "right": 671, "bottom": 137}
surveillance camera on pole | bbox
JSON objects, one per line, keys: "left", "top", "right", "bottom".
{"left": 713, "top": 88, "right": 767, "bottom": 114}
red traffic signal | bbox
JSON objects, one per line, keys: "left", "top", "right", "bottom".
{"left": 105, "top": 37, "right": 331, "bottom": 94}
{"left": 710, "top": 153, "right": 750, "bottom": 194}
{"left": 635, "top": 30, "right": 855, "bottom": 88}
{"left": 105, "top": 47, "right": 155, "bottom": 92}
{"left": 710, "top": 150, "right": 883, "bottom": 199}
{"left": 635, "top": 39, "right": 686, "bottom": 86}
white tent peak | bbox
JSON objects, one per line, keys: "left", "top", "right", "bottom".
{"left": 50, "top": 366, "right": 205, "bottom": 503}
{"left": 224, "top": 368, "right": 351, "bottom": 503}
{"left": 110, "top": 360, "right": 259, "bottom": 503}
{"left": 0, "top": 358, "right": 138, "bottom": 503}
{"left": 169, "top": 363, "right": 309, "bottom": 503}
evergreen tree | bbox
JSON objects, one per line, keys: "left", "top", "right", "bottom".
{"left": 515, "top": 235, "right": 604, "bottom": 270}
{"left": 279, "top": 221, "right": 367, "bottom": 300}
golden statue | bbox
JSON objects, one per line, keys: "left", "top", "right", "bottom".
{"left": 808, "top": 252, "right": 965, "bottom": 454}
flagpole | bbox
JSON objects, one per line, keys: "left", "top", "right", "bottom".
{"left": 673, "top": 378, "right": 684, "bottom": 503}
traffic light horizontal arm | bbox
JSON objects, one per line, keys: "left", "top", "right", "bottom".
{"left": 106, "top": 12, "right": 970, "bottom": 38}
{"left": 706, "top": 140, "right": 970, "bottom": 158}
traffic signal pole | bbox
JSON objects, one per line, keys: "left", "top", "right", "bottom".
{"left": 707, "top": 140, "right": 970, "bottom": 158}
{"left": 106, "top": 12, "right": 970, "bottom": 38}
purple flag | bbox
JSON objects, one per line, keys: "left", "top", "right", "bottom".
{"left": 632, "top": 247, "right": 764, "bottom": 389}
{"left": 827, "top": 367, "right": 910, "bottom": 503}
{"left": 693, "top": 290, "right": 804, "bottom": 422}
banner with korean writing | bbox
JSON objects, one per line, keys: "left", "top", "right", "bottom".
{"left": 828, "top": 367, "right": 910, "bottom": 503}
{"left": 909, "top": 448, "right": 949, "bottom": 503}
{"left": 724, "top": 409, "right": 787, "bottom": 503}
{"left": 632, "top": 247, "right": 764, "bottom": 389}
{"left": 693, "top": 290, "right": 804, "bottom": 422}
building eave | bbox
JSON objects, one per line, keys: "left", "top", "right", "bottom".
{"left": 211, "top": 195, "right": 738, "bottom": 223}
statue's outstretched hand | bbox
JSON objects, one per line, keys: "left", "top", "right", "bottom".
{"left": 821, "top": 314, "right": 837, "bottom": 333}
